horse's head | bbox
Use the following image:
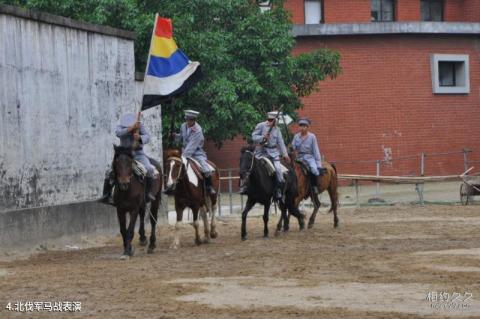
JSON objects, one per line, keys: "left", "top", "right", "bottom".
{"left": 113, "top": 145, "right": 134, "bottom": 191}
{"left": 164, "top": 148, "right": 184, "bottom": 194}
{"left": 239, "top": 145, "right": 255, "bottom": 191}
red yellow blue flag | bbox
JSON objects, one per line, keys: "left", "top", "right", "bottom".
{"left": 141, "top": 15, "right": 202, "bottom": 110}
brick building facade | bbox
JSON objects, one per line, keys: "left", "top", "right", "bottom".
{"left": 206, "top": 0, "right": 480, "bottom": 177}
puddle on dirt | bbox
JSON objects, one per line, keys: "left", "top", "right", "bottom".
{"left": 415, "top": 248, "right": 480, "bottom": 257}
{"left": 169, "top": 277, "right": 479, "bottom": 316}
{"left": 426, "top": 265, "right": 480, "bottom": 273}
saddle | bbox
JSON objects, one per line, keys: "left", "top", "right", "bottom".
{"left": 186, "top": 157, "right": 215, "bottom": 180}
{"left": 133, "top": 160, "right": 147, "bottom": 181}
{"left": 259, "top": 157, "right": 289, "bottom": 177}
{"left": 295, "top": 160, "right": 310, "bottom": 177}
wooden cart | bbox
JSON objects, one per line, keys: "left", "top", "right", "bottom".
{"left": 460, "top": 174, "right": 480, "bottom": 205}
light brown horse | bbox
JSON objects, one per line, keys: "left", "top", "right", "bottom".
{"left": 163, "top": 148, "right": 219, "bottom": 248}
{"left": 112, "top": 146, "right": 162, "bottom": 259}
{"left": 277, "top": 153, "right": 339, "bottom": 230}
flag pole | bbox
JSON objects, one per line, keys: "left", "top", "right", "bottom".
{"left": 133, "top": 13, "right": 159, "bottom": 150}
{"left": 140, "top": 13, "right": 159, "bottom": 114}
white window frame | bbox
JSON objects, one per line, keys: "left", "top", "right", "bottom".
{"left": 305, "top": 0, "right": 323, "bottom": 25}
{"left": 430, "top": 54, "right": 470, "bottom": 94}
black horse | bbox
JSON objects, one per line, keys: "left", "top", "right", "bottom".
{"left": 239, "top": 145, "right": 304, "bottom": 241}
{"left": 112, "top": 146, "right": 162, "bottom": 259}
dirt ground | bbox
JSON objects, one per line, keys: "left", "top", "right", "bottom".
{"left": 1, "top": 204, "right": 480, "bottom": 319}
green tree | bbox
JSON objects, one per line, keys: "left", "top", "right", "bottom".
{"left": 1, "top": 0, "right": 341, "bottom": 146}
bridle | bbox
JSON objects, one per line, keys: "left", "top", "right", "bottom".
{"left": 114, "top": 153, "right": 134, "bottom": 190}
{"left": 240, "top": 150, "right": 255, "bottom": 183}
{"left": 166, "top": 156, "right": 184, "bottom": 187}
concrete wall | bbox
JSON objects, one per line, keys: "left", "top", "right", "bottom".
{"left": 0, "top": 6, "right": 162, "bottom": 213}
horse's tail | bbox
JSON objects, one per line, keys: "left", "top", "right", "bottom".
{"left": 328, "top": 163, "right": 339, "bottom": 214}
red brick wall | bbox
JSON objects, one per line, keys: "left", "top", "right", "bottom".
{"left": 284, "top": 0, "right": 304, "bottom": 24}
{"left": 323, "top": 0, "right": 371, "bottom": 23}
{"left": 206, "top": 35, "right": 480, "bottom": 177}
{"left": 285, "top": 0, "right": 474, "bottom": 24}
{"left": 396, "top": 0, "right": 421, "bottom": 21}
{"left": 444, "top": 0, "right": 464, "bottom": 21}
{"left": 462, "top": 0, "right": 480, "bottom": 22}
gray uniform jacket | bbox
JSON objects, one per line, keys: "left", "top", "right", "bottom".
{"left": 252, "top": 121, "right": 288, "bottom": 160}
{"left": 115, "top": 122, "right": 155, "bottom": 177}
{"left": 175, "top": 122, "right": 212, "bottom": 174}
{"left": 292, "top": 132, "right": 322, "bottom": 175}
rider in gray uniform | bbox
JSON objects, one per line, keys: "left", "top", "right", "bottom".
{"left": 100, "top": 112, "right": 158, "bottom": 204}
{"left": 173, "top": 110, "right": 216, "bottom": 195}
{"left": 251, "top": 111, "right": 291, "bottom": 199}
{"left": 292, "top": 118, "right": 327, "bottom": 193}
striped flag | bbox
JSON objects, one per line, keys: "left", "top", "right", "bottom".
{"left": 141, "top": 15, "right": 202, "bottom": 110}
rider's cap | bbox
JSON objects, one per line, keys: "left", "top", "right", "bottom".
{"left": 119, "top": 112, "right": 138, "bottom": 127}
{"left": 184, "top": 109, "right": 200, "bottom": 120}
{"left": 267, "top": 111, "right": 282, "bottom": 120}
{"left": 298, "top": 118, "right": 311, "bottom": 126}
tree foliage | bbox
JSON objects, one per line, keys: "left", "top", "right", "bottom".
{"left": 1, "top": 0, "right": 341, "bottom": 146}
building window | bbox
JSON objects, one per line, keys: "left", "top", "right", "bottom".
{"left": 305, "top": 0, "right": 323, "bottom": 24}
{"left": 371, "top": 0, "right": 395, "bottom": 22}
{"left": 421, "top": 0, "right": 443, "bottom": 21}
{"left": 257, "top": 1, "right": 271, "bottom": 13}
{"left": 431, "top": 54, "right": 469, "bottom": 94}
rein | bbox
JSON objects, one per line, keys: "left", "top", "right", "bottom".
{"left": 166, "top": 156, "right": 184, "bottom": 185}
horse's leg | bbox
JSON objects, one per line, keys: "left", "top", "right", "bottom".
{"left": 328, "top": 183, "right": 339, "bottom": 228}
{"left": 138, "top": 205, "right": 147, "bottom": 246}
{"left": 125, "top": 208, "right": 139, "bottom": 257}
{"left": 148, "top": 197, "right": 160, "bottom": 254}
{"left": 263, "top": 201, "right": 270, "bottom": 239}
{"left": 281, "top": 201, "right": 290, "bottom": 232}
{"left": 275, "top": 205, "right": 284, "bottom": 236}
{"left": 192, "top": 208, "right": 201, "bottom": 246}
{"left": 170, "top": 202, "right": 184, "bottom": 249}
{"left": 117, "top": 209, "right": 128, "bottom": 257}
{"left": 308, "top": 194, "right": 321, "bottom": 229}
{"left": 200, "top": 205, "right": 210, "bottom": 244}
{"left": 209, "top": 194, "right": 218, "bottom": 239}
{"left": 241, "top": 198, "right": 255, "bottom": 241}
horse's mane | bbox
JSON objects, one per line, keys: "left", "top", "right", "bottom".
{"left": 240, "top": 145, "right": 255, "bottom": 153}
{"left": 165, "top": 148, "right": 182, "bottom": 158}
{"left": 114, "top": 145, "right": 134, "bottom": 158}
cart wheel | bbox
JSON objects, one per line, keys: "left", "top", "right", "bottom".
{"left": 460, "top": 183, "right": 471, "bottom": 205}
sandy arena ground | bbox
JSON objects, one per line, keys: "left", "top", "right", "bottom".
{"left": 1, "top": 204, "right": 480, "bottom": 318}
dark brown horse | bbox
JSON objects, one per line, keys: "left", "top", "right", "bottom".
{"left": 163, "top": 148, "right": 219, "bottom": 248}
{"left": 277, "top": 153, "right": 339, "bottom": 230}
{"left": 112, "top": 146, "right": 162, "bottom": 259}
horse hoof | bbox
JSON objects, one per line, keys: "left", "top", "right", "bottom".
{"left": 195, "top": 238, "right": 202, "bottom": 246}
{"left": 241, "top": 236, "right": 247, "bottom": 241}
{"left": 210, "top": 230, "right": 218, "bottom": 239}
{"left": 308, "top": 222, "right": 314, "bottom": 229}
{"left": 147, "top": 247, "right": 155, "bottom": 254}
{"left": 120, "top": 254, "right": 130, "bottom": 260}
{"left": 263, "top": 235, "right": 269, "bottom": 240}
{"left": 139, "top": 239, "right": 148, "bottom": 246}
{"left": 334, "top": 222, "right": 339, "bottom": 228}
{"left": 203, "top": 238, "right": 210, "bottom": 244}
{"left": 275, "top": 230, "right": 280, "bottom": 237}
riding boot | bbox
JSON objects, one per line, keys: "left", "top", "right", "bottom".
{"left": 318, "top": 167, "right": 327, "bottom": 176}
{"left": 205, "top": 175, "right": 217, "bottom": 195}
{"left": 275, "top": 180, "right": 284, "bottom": 200}
{"left": 310, "top": 174, "right": 320, "bottom": 194}
{"left": 145, "top": 176, "right": 156, "bottom": 202}
{"left": 99, "top": 177, "right": 115, "bottom": 206}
